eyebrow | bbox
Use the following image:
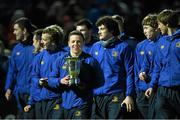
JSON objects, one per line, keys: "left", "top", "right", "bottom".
{"left": 99, "top": 27, "right": 106, "bottom": 30}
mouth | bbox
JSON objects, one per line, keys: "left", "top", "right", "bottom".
{"left": 42, "top": 44, "right": 47, "bottom": 48}
{"left": 72, "top": 45, "right": 81, "bottom": 50}
{"left": 99, "top": 35, "right": 102, "bottom": 37}
{"left": 72, "top": 47, "right": 79, "bottom": 50}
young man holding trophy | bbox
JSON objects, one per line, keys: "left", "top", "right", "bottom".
{"left": 48, "top": 30, "right": 103, "bottom": 119}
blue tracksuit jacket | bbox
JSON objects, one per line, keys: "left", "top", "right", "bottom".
{"left": 150, "top": 29, "right": 180, "bottom": 88}
{"left": 134, "top": 39, "right": 151, "bottom": 92}
{"left": 5, "top": 43, "right": 34, "bottom": 94}
{"left": 5, "top": 42, "right": 34, "bottom": 110}
{"left": 135, "top": 34, "right": 162, "bottom": 92}
{"left": 31, "top": 49, "right": 64, "bottom": 101}
{"left": 90, "top": 37, "right": 134, "bottom": 96}
{"left": 28, "top": 52, "right": 42, "bottom": 105}
{"left": 48, "top": 52, "right": 103, "bottom": 109}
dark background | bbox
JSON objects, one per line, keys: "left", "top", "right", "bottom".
{"left": 0, "top": 0, "right": 180, "bottom": 49}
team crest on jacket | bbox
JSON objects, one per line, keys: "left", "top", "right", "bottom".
{"left": 41, "top": 60, "right": 44, "bottom": 65}
{"left": 75, "top": 111, "right": 81, "bottom": 117}
{"left": 112, "top": 51, "right": 118, "bottom": 57}
{"left": 160, "top": 45, "right": 165, "bottom": 49}
{"left": 53, "top": 104, "right": 60, "bottom": 110}
{"left": 148, "top": 51, "right": 152, "bottom": 55}
{"left": 16, "top": 52, "right": 20, "bottom": 56}
{"left": 176, "top": 42, "right": 180, "bottom": 48}
{"left": 95, "top": 51, "right": 98, "bottom": 56}
{"left": 140, "top": 51, "right": 144, "bottom": 55}
{"left": 112, "top": 96, "right": 119, "bottom": 102}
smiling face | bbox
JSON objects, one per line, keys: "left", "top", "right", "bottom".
{"left": 98, "top": 24, "right": 113, "bottom": 41}
{"left": 41, "top": 33, "right": 52, "bottom": 50}
{"left": 143, "top": 25, "right": 157, "bottom": 40}
{"left": 68, "top": 34, "right": 84, "bottom": 57}
{"left": 158, "top": 21, "right": 168, "bottom": 35}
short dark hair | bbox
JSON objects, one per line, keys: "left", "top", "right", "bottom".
{"left": 46, "top": 25, "right": 64, "bottom": 47}
{"left": 68, "top": 30, "right": 85, "bottom": 41}
{"left": 96, "top": 16, "right": 120, "bottom": 36}
{"left": 142, "top": 14, "right": 158, "bottom": 28}
{"left": 14, "top": 17, "right": 37, "bottom": 33}
{"left": 47, "top": 25, "right": 64, "bottom": 40}
{"left": 157, "top": 9, "right": 174, "bottom": 26}
{"left": 112, "top": 15, "right": 125, "bottom": 32}
{"left": 43, "top": 27, "right": 61, "bottom": 45}
{"left": 33, "top": 29, "right": 43, "bottom": 40}
{"left": 112, "top": 15, "right": 124, "bottom": 24}
{"left": 75, "top": 19, "right": 93, "bottom": 30}
{"left": 166, "top": 11, "right": 179, "bottom": 28}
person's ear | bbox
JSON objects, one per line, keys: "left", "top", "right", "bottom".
{"left": 166, "top": 23, "right": 169, "bottom": 27}
{"left": 23, "top": 28, "right": 27, "bottom": 34}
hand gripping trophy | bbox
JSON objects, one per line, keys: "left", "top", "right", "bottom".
{"left": 66, "top": 57, "right": 80, "bottom": 86}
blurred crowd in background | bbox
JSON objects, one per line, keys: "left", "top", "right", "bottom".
{"left": 0, "top": 0, "right": 180, "bottom": 51}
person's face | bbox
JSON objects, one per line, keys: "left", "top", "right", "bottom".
{"left": 68, "top": 34, "right": 84, "bottom": 55}
{"left": 158, "top": 21, "right": 168, "bottom": 35}
{"left": 98, "top": 25, "right": 113, "bottom": 41}
{"left": 41, "top": 33, "right": 52, "bottom": 50}
{"left": 143, "top": 25, "right": 157, "bottom": 40}
{"left": 33, "top": 35, "right": 41, "bottom": 50}
{"left": 76, "top": 25, "right": 90, "bottom": 42}
{"left": 13, "top": 24, "right": 24, "bottom": 41}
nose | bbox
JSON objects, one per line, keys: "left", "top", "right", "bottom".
{"left": 41, "top": 39, "right": 45, "bottom": 45}
{"left": 143, "top": 29, "right": 146, "bottom": 34}
{"left": 98, "top": 30, "right": 101, "bottom": 34}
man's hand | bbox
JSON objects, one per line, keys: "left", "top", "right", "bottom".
{"left": 24, "top": 105, "right": 31, "bottom": 112}
{"left": 121, "top": 96, "right": 134, "bottom": 112}
{"left": 139, "top": 72, "right": 147, "bottom": 81}
{"left": 39, "top": 78, "right": 48, "bottom": 87}
{"left": 5, "top": 89, "right": 12, "bottom": 101}
{"left": 60, "top": 75, "right": 70, "bottom": 86}
{"left": 145, "top": 88, "right": 153, "bottom": 98}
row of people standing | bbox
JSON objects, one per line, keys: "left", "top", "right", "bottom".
{"left": 4, "top": 15, "right": 136, "bottom": 119}
{"left": 4, "top": 8, "right": 180, "bottom": 119}
{"left": 135, "top": 9, "right": 180, "bottom": 119}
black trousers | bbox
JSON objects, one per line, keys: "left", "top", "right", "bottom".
{"left": 91, "top": 93, "right": 127, "bottom": 119}
{"left": 16, "top": 93, "right": 34, "bottom": 119}
{"left": 61, "top": 104, "right": 92, "bottom": 119}
{"left": 155, "top": 86, "right": 180, "bottom": 119}
{"left": 41, "top": 98, "right": 62, "bottom": 119}
{"left": 136, "top": 90, "right": 156, "bottom": 119}
{"left": 34, "top": 101, "right": 42, "bottom": 119}
{"left": 136, "top": 91, "right": 149, "bottom": 118}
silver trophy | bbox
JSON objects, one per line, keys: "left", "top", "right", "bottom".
{"left": 66, "top": 57, "right": 80, "bottom": 86}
